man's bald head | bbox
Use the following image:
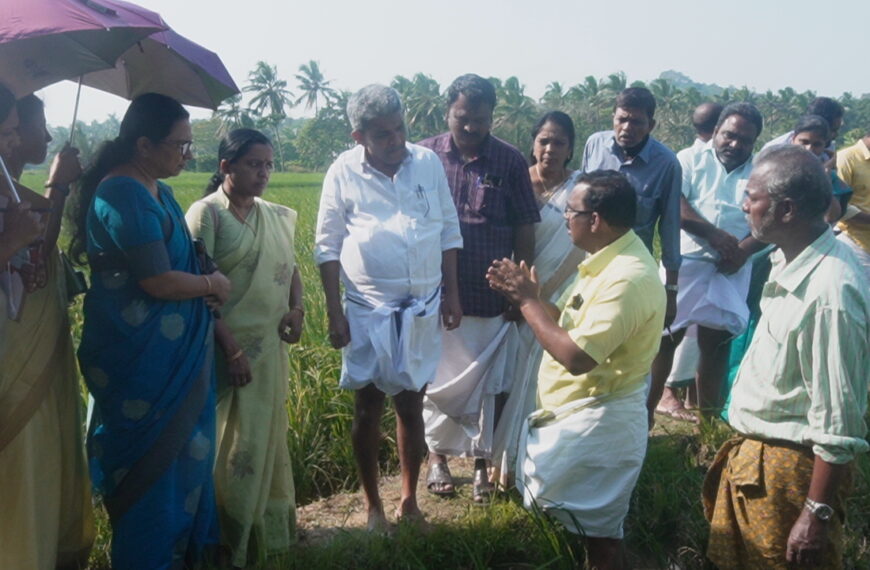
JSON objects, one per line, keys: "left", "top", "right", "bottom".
{"left": 754, "top": 145, "right": 832, "bottom": 221}
{"left": 692, "top": 102, "right": 724, "bottom": 142}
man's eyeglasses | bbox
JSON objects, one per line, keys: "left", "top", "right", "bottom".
{"left": 162, "top": 139, "right": 194, "bottom": 155}
{"left": 564, "top": 206, "right": 595, "bottom": 219}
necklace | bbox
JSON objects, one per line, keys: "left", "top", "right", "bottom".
{"left": 223, "top": 188, "right": 258, "bottom": 234}
{"left": 535, "top": 164, "right": 569, "bottom": 201}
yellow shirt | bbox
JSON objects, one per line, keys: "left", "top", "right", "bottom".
{"left": 837, "top": 139, "right": 870, "bottom": 252}
{"left": 537, "top": 231, "right": 666, "bottom": 411}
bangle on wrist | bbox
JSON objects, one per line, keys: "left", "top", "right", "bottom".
{"left": 289, "top": 305, "right": 304, "bottom": 315}
{"left": 203, "top": 274, "right": 212, "bottom": 295}
{"left": 664, "top": 284, "right": 678, "bottom": 293}
{"left": 227, "top": 349, "right": 244, "bottom": 362}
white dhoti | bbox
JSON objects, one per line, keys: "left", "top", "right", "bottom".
{"left": 491, "top": 323, "right": 543, "bottom": 479}
{"left": 340, "top": 288, "right": 441, "bottom": 396}
{"left": 665, "top": 325, "right": 699, "bottom": 388}
{"left": 517, "top": 386, "right": 648, "bottom": 538}
{"left": 668, "top": 258, "right": 751, "bottom": 336}
{"left": 423, "top": 316, "right": 518, "bottom": 458}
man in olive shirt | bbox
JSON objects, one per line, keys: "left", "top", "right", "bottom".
{"left": 488, "top": 171, "right": 665, "bottom": 569}
{"left": 705, "top": 146, "right": 870, "bottom": 569}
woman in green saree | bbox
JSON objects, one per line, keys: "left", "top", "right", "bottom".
{"left": 186, "top": 129, "right": 303, "bottom": 568}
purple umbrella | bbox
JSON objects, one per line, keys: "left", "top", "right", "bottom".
{"left": 0, "top": 0, "right": 168, "bottom": 97}
{"left": 79, "top": 28, "right": 240, "bottom": 110}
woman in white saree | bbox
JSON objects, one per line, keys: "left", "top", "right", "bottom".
{"left": 491, "top": 111, "right": 586, "bottom": 487}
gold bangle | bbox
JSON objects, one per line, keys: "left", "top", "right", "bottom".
{"left": 203, "top": 274, "right": 212, "bottom": 295}
{"left": 227, "top": 349, "right": 244, "bottom": 362}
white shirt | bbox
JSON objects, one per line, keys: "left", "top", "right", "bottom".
{"left": 680, "top": 142, "right": 753, "bottom": 261}
{"left": 315, "top": 143, "right": 463, "bottom": 305}
{"left": 676, "top": 137, "right": 707, "bottom": 175}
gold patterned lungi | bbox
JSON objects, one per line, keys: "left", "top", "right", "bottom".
{"left": 703, "top": 436, "right": 849, "bottom": 569}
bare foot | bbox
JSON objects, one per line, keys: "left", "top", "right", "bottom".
{"left": 395, "top": 501, "right": 430, "bottom": 533}
{"left": 366, "top": 508, "right": 389, "bottom": 534}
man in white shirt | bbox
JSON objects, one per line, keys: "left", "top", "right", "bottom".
{"left": 315, "top": 85, "right": 463, "bottom": 530}
{"left": 677, "top": 102, "right": 723, "bottom": 175}
{"left": 648, "top": 103, "right": 766, "bottom": 424}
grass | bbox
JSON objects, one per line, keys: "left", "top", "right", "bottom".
{"left": 17, "top": 170, "right": 870, "bottom": 568}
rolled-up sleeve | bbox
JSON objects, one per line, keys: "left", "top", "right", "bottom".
{"left": 314, "top": 163, "right": 347, "bottom": 265}
{"left": 659, "top": 161, "right": 683, "bottom": 272}
{"left": 803, "top": 306, "right": 870, "bottom": 463}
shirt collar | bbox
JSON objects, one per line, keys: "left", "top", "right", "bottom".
{"left": 578, "top": 230, "right": 638, "bottom": 278}
{"left": 769, "top": 228, "right": 837, "bottom": 294}
{"left": 445, "top": 132, "right": 492, "bottom": 161}
{"left": 859, "top": 139, "right": 870, "bottom": 161}
{"left": 609, "top": 133, "right": 653, "bottom": 164}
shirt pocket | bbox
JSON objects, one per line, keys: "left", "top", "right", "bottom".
{"left": 635, "top": 194, "right": 658, "bottom": 226}
{"left": 473, "top": 184, "right": 509, "bottom": 223}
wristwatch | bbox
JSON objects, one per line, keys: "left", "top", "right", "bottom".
{"left": 804, "top": 498, "right": 834, "bottom": 521}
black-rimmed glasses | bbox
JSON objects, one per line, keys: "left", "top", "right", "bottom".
{"left": 564, "top": 205, "right": 595, "bottom": 219}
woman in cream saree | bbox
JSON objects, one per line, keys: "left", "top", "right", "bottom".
{"left": 187, "top": 129, "right": 302, "bottom": 568}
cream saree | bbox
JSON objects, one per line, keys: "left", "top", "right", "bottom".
{"left": 186, "top": 191, "right": 297, "bottom": 567}
{"left": 0, "top": 252, "right": 95, "bottom": 569}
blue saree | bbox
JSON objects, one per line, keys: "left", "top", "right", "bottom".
{"left": 79, "top": 177, "right": 218, "bottom": 569}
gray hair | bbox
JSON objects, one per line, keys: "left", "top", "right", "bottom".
{"left": 755, "top": 145, "right": 831, "bottom": 220}
{"left": 346, "top": 84, "right": 404, "bottom": 132}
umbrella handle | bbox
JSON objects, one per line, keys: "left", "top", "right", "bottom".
{"left": 69, "top": 77, "right": 83, "bottom": 146}
{"left": 0, "top": 155, "right": 21, "bottom": 204}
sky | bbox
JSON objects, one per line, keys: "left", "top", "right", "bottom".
{"left": 36, "top": 0, "right": 870, "bottom": 128}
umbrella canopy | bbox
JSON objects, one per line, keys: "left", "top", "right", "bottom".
{"left": 79, "top": 28, "right": 239, "bottom": 110}
{"left": 0, "top": 0, "right": 167, "bottom": 97}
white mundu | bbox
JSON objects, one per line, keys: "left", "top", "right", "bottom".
{"left": 315, "top": 142, "right": 462, "bottom": 394}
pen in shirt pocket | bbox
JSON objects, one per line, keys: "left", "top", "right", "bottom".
{"left": 416, "top": 184, "right": 430, "bottom": 216}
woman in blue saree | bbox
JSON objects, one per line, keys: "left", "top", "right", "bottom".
{"left": 70, "top": 93, "right": 231, "bottom": 569}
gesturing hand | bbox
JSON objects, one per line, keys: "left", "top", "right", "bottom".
{"left": 486, "top": 258, "right": 540, "bottom": 307}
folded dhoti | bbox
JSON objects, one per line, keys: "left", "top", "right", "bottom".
{"left": 423, "top": 316, "right": 518, "bottom": 457}
{"left": 517, "top": 385, "right": 647, "bottom": 538}
{"left": 668, "top": 258, "right": 751, "bottom": 336}
{"left": 340, "top": 288, "right": 441, "bottom": 395}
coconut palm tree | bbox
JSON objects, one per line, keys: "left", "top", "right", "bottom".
{"left": 212, "top": 94, "right": 254, "bottom": 137}
{"left": 493, "top": 76, "right": 538, "bottom": 149}
{"left": 295, "top": 60, "right": 337, "bottom": 113}
{"left": 245, "top": 61, "right": 293, "bottom": 169}
{"left": 393, "top": 73, "right": 444, "bottom": 140}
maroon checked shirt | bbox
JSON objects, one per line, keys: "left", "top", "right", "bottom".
{"left": 418, "top": 133, "right": 540, "bottom": 317}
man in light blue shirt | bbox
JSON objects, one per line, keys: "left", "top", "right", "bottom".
{"left": 582, "top": 87, "right": 681, "bottom": 326}
{"left": 649, "top": 103, "right": 767, "bottom": 425}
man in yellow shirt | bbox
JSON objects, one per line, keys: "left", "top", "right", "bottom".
{"left": 836, "top": 132, "right": 870, "bottom": 279}
{"left": 487, "top": 170, "right": 665, "bottom": 569}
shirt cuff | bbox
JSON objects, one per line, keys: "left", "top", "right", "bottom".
{"left": 126, "top": 240, "right": 171, "bottom": 280}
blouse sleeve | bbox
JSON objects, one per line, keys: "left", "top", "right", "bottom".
{"left": 93, "top": 179, "right": 171, "bottom": 280}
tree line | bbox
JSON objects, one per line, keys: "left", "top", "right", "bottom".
{"left": 45, "top": 62, "right": 870, "bottom": 174}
